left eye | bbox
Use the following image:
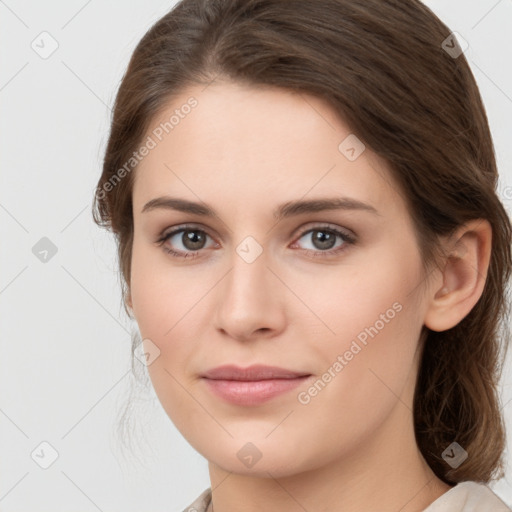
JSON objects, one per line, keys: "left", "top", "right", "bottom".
{"left": 292, "top": 227, "right": 354, "bottom": 254}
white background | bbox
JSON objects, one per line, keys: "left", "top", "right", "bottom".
{"left": 1, "top": 1, "right": 512, "bottom": 510}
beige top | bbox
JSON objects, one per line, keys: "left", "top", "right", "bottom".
{"left": 181, "top": 481, "right": 512, "bottom": 511}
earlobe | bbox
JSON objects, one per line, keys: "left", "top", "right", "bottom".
{"left": 424, "top": 219, "right": 492, "bottom": 332}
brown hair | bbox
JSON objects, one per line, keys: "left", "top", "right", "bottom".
{"left": 93, "top": 0, "right": 512, "bottom": 484}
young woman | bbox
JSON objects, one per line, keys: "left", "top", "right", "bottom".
{"left": 93, "top": 0, "right": 512, "bottom": 510}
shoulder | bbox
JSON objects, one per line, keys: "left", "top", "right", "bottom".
{"left": 180, "top": 488, "right": 212, "bottom": 512}
{"left": 423, "top": 481, "right": 511, "bottom": 511}
{"left": 179, "top": 483, "right": 512, "bottom": 512}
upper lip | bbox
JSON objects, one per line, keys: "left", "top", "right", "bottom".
{"left": 201, "top": 364, "right": 311, "bottom": 381}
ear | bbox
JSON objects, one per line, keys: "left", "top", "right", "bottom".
{"left": 424, "top": 219, "right": 492, "bottom": 332}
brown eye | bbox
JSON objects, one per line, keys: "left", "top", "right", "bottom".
{"left": 292, "top": 225, "right": 356, "bottom": 258}
{"left": 304, "top": 229, "right": 338, "bottom": 250}
{"left": 158, "top": 226, "right": 216, "bottom": 258}
{"left": 179, "top": 229, "right": 208, "bottom": 251}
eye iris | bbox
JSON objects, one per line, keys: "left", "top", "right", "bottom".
{"left": 312, "top": 230, "right": 336, "bottom": 250}
{"left": 171, "top": 228, "right": 341, "bottom": 253}
{"left": 183, "top": 230, "right": 206, "bottom": 250}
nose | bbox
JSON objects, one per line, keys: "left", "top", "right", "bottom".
{"left": 212, "top": 245, "right": 286, "bottom": 342}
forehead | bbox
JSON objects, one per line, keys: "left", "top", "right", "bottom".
{"left": 132, "top": 80, "right": 402, "bottom": 219}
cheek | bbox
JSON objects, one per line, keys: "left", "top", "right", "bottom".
{"left": 295, "top": 247, "right": 424, "bottom": 405}
{"left": 129, "top": 242, "right": 206, "bottom": 433}
{"left": 130, "top": 242, "right": 166, "bottom": 339}
{"left": 130, "top": 239, "right": 205, "bottom": 339}
{"left": 290, "top": 246, "right": 420, "bottom": 346}
{"left": 281, "top": 272, "right": 423, "bottom": 467}
{"left": 129, "top": 240, "right": 217, "bottom": 395}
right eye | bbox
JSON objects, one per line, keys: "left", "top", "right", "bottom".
{"left": 157, "top": 225, "right": 218, "bottom": 259}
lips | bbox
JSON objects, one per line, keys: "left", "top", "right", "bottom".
{"left": 200, "top": 364, "right": 313, "bottom": 406}
{"left": 201, "top": 364, "right": 310, "bottom": 381}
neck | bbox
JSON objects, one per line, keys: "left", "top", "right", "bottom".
{"left": 206, "top": 396, "right": 452, "bottom": 511}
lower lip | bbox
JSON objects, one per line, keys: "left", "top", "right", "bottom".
{"left": 202, "top": 376, "right": 312, "bottom": 406}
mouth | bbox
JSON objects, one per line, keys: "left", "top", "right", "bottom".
{"left": 200, "top": 364, "right": 312, "bottom": 406}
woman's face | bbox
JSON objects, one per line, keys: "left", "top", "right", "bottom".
{"left": 129, "top": 80, "right": 432, "bottom": 476}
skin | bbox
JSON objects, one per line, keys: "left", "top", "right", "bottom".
{"left": 127, "top": 80, "right": 492, "bottom": 512}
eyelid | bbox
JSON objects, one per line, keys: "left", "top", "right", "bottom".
{"left": 157, "top": 223, "right": 216, "bottom": 241}
{"left": 156, "top": 221, "right": 357, "bottom": 258}
{"left": 157, "top": 222, "right": 355, "bottom": 243}
{"left": 292, "top": 222, "right": 356, "bottom": 241}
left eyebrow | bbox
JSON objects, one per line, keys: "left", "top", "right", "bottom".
{"left": 274, "top": 197, "right": 380, "bottom": 221}
{"left": 141, "top": 196, "right": 380, "bottom": 220}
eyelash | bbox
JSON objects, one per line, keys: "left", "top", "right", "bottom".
{"left": 156, "top": 223, "right": 356, "bottom": 260}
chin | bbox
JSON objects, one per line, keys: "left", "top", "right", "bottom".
{"left": 197, "top": 435, "right": 318, "bottom": 478}
{"left": 211, "top": 453, "right": 304, "bottom": 478}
